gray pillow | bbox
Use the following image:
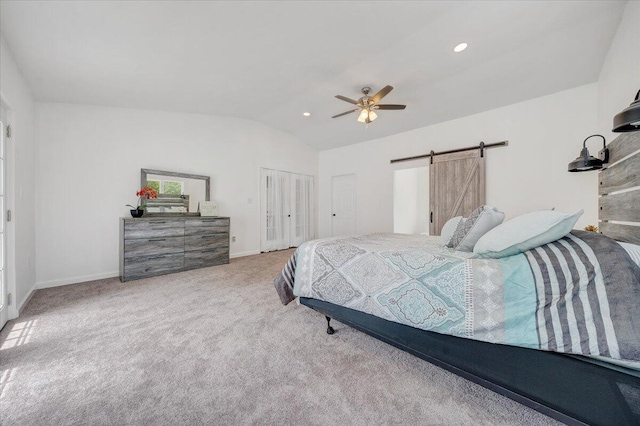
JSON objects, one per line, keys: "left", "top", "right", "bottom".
{"left": 448, "top": 206, "right": 505, "bottom": 252}
{"left": 440, "top": 216, "right": 464, "bottom": 247}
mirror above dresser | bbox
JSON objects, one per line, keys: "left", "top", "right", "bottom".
{"left": 141, "top": 168, "right": 211, "bottom": 216}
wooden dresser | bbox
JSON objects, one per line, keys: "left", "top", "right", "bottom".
{"left": 120, "top": 216, "right": 230, "bottom": 282}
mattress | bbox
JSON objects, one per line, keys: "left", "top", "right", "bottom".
{"left": 276, "top": 231, "right": 640, "bottom": 364}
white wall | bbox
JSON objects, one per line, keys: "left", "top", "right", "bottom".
{"left": 16, "top": 0, "right": 640, "bottom": 294}
{"left": 35, "top": 103, "right": 317, "bottom": 287}
{"left": 393, "top": 167, "right": 428, "bottom": 234}
{"left": 597, "top": 0, "right": 640, "bottom": 139}
{"left": 319, "top": 84, "right": 599, "bottom": 237}
{"left": 0, "top": 36, "right": 37, "bottom": 315}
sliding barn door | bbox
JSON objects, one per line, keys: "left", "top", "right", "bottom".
{"left": 429, "top": 150, "right": 485, "bottom": 235}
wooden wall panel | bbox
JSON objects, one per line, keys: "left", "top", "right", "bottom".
{"left": 606, "top": 132, "right": 640, "bottom": 164}
{"left": 599, "top": 222, "right": 640, "bottom": 245}
{"left": 599, "top": 152, "right": 640, "bottom": 195}
{"left": 599, "top": 189, "right": 640, "bottom": 222}
{"left": 599, "top": 132, "right": 640, "bottom": 243}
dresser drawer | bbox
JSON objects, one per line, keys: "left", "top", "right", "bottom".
{"left": 184, "top": 234, "right": 229, "bottom": 252}
{"left": 124, "top": 237, "right": 185, "bottom": 258}
{"left": 184, "top": 247, "right": 229, "bottom": 269}
{"left": 184, "top": 218, "right": 229, "bottom": 236}
{"left": 124, "top": 253, "right": 184, "bottom": 279}
{"left": 125, "top": 220, "right": 185, "bottom": 239}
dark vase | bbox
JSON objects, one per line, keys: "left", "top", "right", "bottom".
{"left": 130, "top": 209, "right": 144, "bottom": 218}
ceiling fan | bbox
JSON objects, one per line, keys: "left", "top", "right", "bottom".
{"left": 332, "top": 85, "right": 406, "bottom": 124}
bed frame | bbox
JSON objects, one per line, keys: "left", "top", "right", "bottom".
{"left": 300, "top": 132, "right": 640, "bottom": 425}
{"left": 302, "top": 297, "right": 640, "bottom": 426}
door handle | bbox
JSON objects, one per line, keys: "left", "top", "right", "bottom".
{"left": 288, "top": 214, "right": 291, "bottom": 217}
{"left": 332, "top": 214, "right": 336, "bottom": 217}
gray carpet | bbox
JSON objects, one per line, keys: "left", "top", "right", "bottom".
{"left": 0, "top": 250, "right": 559, "bottom": 425}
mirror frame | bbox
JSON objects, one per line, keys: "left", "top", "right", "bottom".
{"left": 141, "top": 168, "right": 211, "bottom": 216}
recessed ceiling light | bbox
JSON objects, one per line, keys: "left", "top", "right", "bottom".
{"left": 303, "top": 112, "right": 311, "bottom": 117}
{"left": 454, "top": 43, "right": 468, "bottom": 53}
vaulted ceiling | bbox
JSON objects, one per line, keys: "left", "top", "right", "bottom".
{"left": 0, "top": 1, "right": 626, "bottom": 150}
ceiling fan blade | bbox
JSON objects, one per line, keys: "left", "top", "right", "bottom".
{"left": 371, "top": 85, "right": 393, "bottom": 103}
{"left": 332, "top": 108, "right": 358, "bottom": 118}
{"left": 335, "top": 95, "right": 359, "bottom": 105}
{"left": 375, "top": 104, "right": 406, "bottom": 110}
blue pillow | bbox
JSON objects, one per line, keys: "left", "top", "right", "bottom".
{"left": 473, "top": 209, "right": 583, "bottom": 258}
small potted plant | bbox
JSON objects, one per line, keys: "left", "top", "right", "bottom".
{"left": 126, "top": 186, "right": 158, "bottom": 218}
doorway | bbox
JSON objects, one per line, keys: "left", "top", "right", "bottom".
{"left": 393, "top": 167, "right": 429, "bottom": 234}
{"left": 331, "top": 174, "right": 356, "bottom": 237}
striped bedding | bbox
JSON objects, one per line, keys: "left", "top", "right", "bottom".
{"left": 274, "top": 231, "right": 640, "bottom": 362}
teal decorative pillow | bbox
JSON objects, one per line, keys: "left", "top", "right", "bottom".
{"left": 440, "top": 216, "right": 464, "bottom": 247}
{"left": 448, "top": 206, "right": 505, "bottom": 252}
{"left": 473, "top": 209, "right": 584, "bottom": 259}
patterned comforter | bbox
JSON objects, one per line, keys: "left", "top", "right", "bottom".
{"left": 275, "top": 231, "right": 640, "bottom": 362}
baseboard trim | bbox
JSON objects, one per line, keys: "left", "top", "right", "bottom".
{"left": 35, "top": 252, "right": 265, "bottom": 289}
{"left": 37, "top": 271, "right": 120, "bottom": 289}
{"left": 230, "top": 250, "right": 261, "bottom": 259}
{"left": 16, "top": 282, "right": 38, "bottom": 316}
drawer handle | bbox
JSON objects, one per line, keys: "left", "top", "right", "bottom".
{"left": 149, "top": 238, "right": 166, "bottom": 242}
{"left": 147, "top": 255, "right": 164, "bottom": 260}
{"left": 150, "top": 221, "right": 167, "bottom": 224}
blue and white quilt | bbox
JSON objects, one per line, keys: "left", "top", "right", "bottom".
{"left": 274, "top": 231, "right": 640, "bottom": 362}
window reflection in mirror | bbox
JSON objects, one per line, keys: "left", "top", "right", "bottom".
{"left": 145, "top": 174, "right": 207, "bottom": 213}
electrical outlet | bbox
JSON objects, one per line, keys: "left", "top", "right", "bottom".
{"left": 232, "top": 236, "right": 237, "bottom": 242}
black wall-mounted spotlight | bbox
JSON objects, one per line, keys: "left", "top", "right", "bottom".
{"left": 568, "top": 134, "right": 609, "bottom": 172}
{"left": 613, "top": 90, "right": 640, "bottom": 132}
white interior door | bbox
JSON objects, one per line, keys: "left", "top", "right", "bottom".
{"left": 0, "top": 116, "right": 7, "bottom": 330}
{"left": 260, "top": 169, "right": 290, "bottom": 252}
{"left": 289, "top": 174, "right": 314, "bottom": 247}
{"left": 331, "top": 174, "right": 356, "bottom": 237}
{"left": 261, "top": 169, "right": 315, "bottom": 252}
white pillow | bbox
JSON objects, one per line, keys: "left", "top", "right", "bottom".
{"left": 474, "top": 209, "right": 583, "bottom": 259}
{"left": 440, "top": 216, "right": 464, "bottom": 246}
{"left": 448, "top": 206, "right": 505, "bottom": 252}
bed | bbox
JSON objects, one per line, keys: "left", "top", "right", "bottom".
{"left": 274, "top": 133, "right": 640, "bottom": 426}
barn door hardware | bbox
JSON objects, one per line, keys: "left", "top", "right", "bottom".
{"left": 390, "top": 140, "right": 508, "bottom": 164}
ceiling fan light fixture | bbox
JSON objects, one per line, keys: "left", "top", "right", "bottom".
{"left": 454, "top": 42, "right": 468, "bottom": 53}
{"left": 333, "top": 85, "right": 406, "bottom": 123}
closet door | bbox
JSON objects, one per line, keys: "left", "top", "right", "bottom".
{"left": 429, "top": 150, "right": 485, "bottom": 235}
{"left": 290, "top": 174, "right": 314, "bottom": 247}
{"left": 260, "top": 169, "right": 290, "bottom": 252}
{"left": 331, "top": 174, "right": 356, "bottom": 237}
